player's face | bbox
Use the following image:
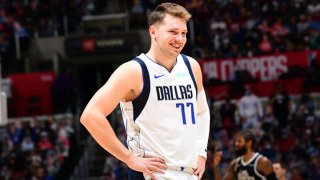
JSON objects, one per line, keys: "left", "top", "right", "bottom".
{"left": 151, "top": 14, "right": 188, "bottom": 59}
{"left": 234, "top": 136, "right": 247, "bottom": 156}
{"left": 273, "top": 163, "right": 285, "bottom": 178}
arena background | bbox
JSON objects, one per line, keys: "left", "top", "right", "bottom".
{"left": 0, "top": 0, "right": 319, "bottom": 179}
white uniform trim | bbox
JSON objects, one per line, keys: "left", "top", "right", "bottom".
{"left": 253, "top": 154, "right": 266, "bottom": 180}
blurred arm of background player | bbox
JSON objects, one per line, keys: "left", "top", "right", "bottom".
{"left": 213, "top": 147, "right": 223, "bottom": 180}
{"left": 80, "top": 61, "right": 167, "bottom": 180}
{"left": 189, "top": 56, "right": 211, "bottom": 180}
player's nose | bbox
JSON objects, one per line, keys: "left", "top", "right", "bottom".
{"left": 174, "top": 33, "right": 184, "bottom": 42}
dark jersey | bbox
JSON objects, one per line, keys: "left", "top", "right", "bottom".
{"left": 235, "top": 153, "right": 266, "bottom": 180}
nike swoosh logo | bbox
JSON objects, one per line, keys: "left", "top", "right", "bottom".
{"left": 154, "top": 74, "right": 165, "bottom": 79}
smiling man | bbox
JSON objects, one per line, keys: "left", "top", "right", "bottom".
{"left": 80, "top": 2, "right": 210, "bottom": 180}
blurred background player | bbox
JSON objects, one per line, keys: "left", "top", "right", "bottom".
{"left": 238, "top": 86, "right": 263, "bottom": 131}
{"left": 213, "top": 130, "right": 276, "bottom": 180}
{"left": 273, "top": 162, "right": 288, "bottom": 180}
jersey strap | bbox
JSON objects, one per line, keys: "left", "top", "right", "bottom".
{"left": 181, "top": 54, "right": 198, "bottom": 95}
{"left": 132, "top": 57, "right": 150, "bottom": 120}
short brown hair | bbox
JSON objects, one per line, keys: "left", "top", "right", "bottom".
{"left": 148, "top": 2, "right": 192, "bottom": 26}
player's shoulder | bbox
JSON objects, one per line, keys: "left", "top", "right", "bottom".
{"left": 181, "top": 54, "right": 199, "bottom": 66}
{"left": 260, "top": 157, "right": 273, "bottom": 167}
{"left": 257, "top": 154, "right": 273, "bottom": 174}
{"left": 258, "top": 154, "right": 271, "bottom": 164}
{"left": 180, "top": 54, "right": 203, "bottom": 92}
{"left": 181, "top": 54, "right": 201, "bottom": 73}
{"left": 108, "top": 59, "right": 144, "bottom": 88}
{"left": 229, "top": 158, "right": 239, "bottom": 169}
{"left": 117, "top": 59, "right": 143, "bottom": 74}
{"left": 124, "top": 58, "right": 143, "bottom": 67}
{"left": 232, "top": 157, "right": 240, "bottom": 164}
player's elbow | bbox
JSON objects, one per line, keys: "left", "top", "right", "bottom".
{"left": 80, "top": 111, "right": 93, "bottom": 127}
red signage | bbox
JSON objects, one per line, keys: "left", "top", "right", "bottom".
{"left": 199, "top": 51, "right": 312, "bottom": 82}
{"left": 8, "top": 72, "right": 55, "bottom": 117}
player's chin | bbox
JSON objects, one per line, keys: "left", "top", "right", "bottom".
{"left": 171, "top": 49, "right": 182, "bottom": 56}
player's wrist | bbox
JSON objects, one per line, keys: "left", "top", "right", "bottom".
{"left": 124, "top": 151, "right": 135, "bottom": 166}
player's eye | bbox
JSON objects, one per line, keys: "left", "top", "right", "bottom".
{"left": 169, "top": 30, "right": 177, "bottom": 35}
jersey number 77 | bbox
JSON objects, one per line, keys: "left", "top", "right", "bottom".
{"left": 176, "top": 102, "right": 196, "bottom": 125}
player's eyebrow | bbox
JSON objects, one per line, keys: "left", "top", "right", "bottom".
{"left": 168, "top": 28, "right": 188, "bottom": 33}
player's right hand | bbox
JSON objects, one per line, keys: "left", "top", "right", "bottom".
{"left": 126, "top": 154, "right": 167, "bottom": 180}
{"left": 213, "top": 149, "right": 223, "bottom": 167}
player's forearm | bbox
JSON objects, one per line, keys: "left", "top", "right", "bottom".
{"left": 196, "top": 90, "right": 210, "bottom": 158}
{"left": 80, "top": 111, "right": 131, "bottom": 164}
{"left": 213, "top": 165, "right": 222, "bottom": 180}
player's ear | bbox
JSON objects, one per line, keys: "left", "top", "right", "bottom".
{"left": 247, "top": 140, "right": 252, "bottom": 149}
{"left": 149, "top": 25, "right": 156, "bottom": 39}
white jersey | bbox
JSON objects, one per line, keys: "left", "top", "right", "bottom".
{"left": 120, "top": 53, "right": 198, "bottom": 168}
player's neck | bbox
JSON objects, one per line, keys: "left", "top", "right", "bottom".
{"left": 242, "top": 151, "right": 255, "bottom": 162}
{"left": 146, "top": 50, "right": 177, "bottom": 72}
{"left": 279, "top": 176, "right": 287, "bottom": 180}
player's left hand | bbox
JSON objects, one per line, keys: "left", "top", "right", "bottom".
{"left": 193, "top": 156, "right": 206, "bottom": 180}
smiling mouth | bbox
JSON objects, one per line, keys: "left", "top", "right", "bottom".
{"left": 170, "top": 44, "right": 182, "bottom": 51}
{"left": 171, "top": 44, "right": 180, "bottom": 48}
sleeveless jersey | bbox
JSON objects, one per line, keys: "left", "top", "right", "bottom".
{"left": 235, "top": 153, "right": 266, "bottom": 180}
{"left": 120, "top": 53, "right": 198, "bottom": 168}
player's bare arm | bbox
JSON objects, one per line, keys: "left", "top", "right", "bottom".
{"left": 80, "top": 61, "right": 166, "bottom": 179}
{"left": 222, "top": 159, "right": 237, "bottom": 180}
{"left": 258, "top": 156, "right": 277, "bottom": 180}
{"left": 213, "top": 149, "right": 223, "bottom": 180}
{"left": 189, "top": 56, "right": 210, "bottom": 179}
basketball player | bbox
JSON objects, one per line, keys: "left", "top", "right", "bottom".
{"left": 213, "top": 130, "right": 277, "bottom": 180}
{"left": 273, "top": 162, "right": 287, "bottom": 180}
{"left": 80, "top": 2, "right": 210, "bottom": 180}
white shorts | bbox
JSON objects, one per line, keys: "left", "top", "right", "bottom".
{"left": 143, "top": 169, "right": 198, "bottom": 180}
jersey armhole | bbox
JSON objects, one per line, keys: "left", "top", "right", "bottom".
{"left": 181, "top": 54, "right": 198, "bottom": 96}
{"left": 132, "top": 58, "right": 150, "bottom": 120}
{"left": 254, "top": 154, "right": 266, "bottom": 179}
